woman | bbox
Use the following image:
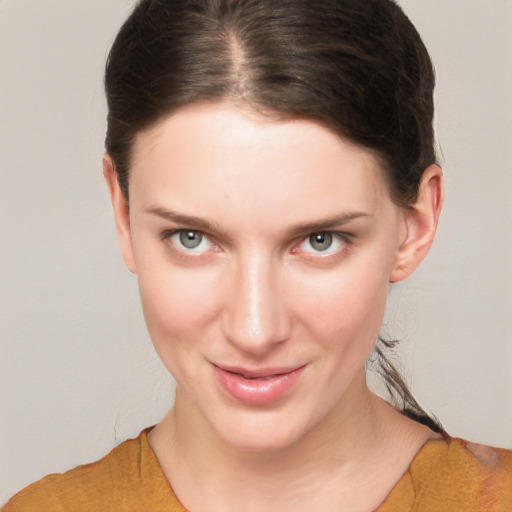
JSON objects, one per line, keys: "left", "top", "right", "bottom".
{"left": 3, "top": 0, "right": 511, "bottom": 510}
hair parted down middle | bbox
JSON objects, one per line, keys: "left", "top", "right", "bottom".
{"left": 104, "top": 0, "right": 443, "bottom": 432}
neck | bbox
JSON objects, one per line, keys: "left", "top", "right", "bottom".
{"left": 149, "top": 370, "right": 421, "bottom": 511}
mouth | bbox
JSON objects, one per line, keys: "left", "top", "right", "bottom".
{"left": 211, "top": 363, "right": 307, "bottom": 405}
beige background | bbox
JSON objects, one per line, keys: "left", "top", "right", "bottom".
{"left": 1, "top": 0, "right": 511, "bottom": 503}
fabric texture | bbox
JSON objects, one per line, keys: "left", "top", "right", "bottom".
{"left": 3, "top": 429, "right": 512, "bottom": 512}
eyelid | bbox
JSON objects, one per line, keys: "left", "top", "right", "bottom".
{"left": 161, "top": 228, "right": 217, "bottom": 254}
{"left": 294, "top": 231, "right": 353, "bottom": 256}
{"left": 160, "top": 228, "right": 352, "bottom": 258}
{"left": 160, "top": 228, "right": 206, "bottom": 241}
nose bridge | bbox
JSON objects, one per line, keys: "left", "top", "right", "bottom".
{"left": 222, "top": 249, "right": 289, "bottom": 354}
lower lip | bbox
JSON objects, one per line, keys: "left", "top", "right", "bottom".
{"left": 213, "top": 365, "right": 307, "bottom": 406}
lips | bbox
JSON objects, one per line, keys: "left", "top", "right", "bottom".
{"left": 212, "top": 363, "right": 307, "bottom": 405}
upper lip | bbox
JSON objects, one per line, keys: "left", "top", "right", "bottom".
{"left": 212, "top": 363, "right": 307, "bottom": 379}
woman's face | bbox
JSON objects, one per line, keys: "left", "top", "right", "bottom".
{"left": 117, "top": 102, "right": 411, "bottom": 451}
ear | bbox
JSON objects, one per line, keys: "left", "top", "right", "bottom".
{"left": 103, "top": 155, "right": 137, "bottom": 273}
{"left": 390, "top": 165, "right": 443, "bottom": 283}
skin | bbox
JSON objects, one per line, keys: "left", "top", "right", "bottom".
{"left": 104, "top": 102, "right": 443, "bottom": 511}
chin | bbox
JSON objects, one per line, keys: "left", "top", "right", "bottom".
{"left": 212, "top": 409, "right": 313, "bottom": 453}
{"left": 224, "top": 431, "right": 302, "bottom": 453}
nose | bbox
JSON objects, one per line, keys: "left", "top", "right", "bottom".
{"left": 221, "top": 252, "right": 291, "bottom": 356}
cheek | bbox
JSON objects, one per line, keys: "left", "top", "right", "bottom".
{"left": 291, "top": 262, "right": 389, "bottom": 348}
{"left": 136, "top": 262, "right": 221, "bottom": 350}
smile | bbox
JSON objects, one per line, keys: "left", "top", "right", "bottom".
{"left": 211, "top": 363, "right": 307, "bottom": 406}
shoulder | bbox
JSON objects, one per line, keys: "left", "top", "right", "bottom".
{"left": 1, "top": 429, "right": 182, "bottom": 512}
{"left": 408, "top": 437, "right": 512, "bottom": 511}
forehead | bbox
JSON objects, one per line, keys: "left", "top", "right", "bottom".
{"left": 129, "top": 102, "right": 393, "bottom": 224}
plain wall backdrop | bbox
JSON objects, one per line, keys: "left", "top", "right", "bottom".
{"left": 1, "top": 0, "right": 511, "bottom": 503}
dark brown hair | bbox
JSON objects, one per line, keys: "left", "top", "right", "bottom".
{"left": 105, "top": 0, "right": 442, "bottom": 432}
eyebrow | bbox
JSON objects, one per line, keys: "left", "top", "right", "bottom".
{"left": 146, "top": 206, "right": 227, "bottom": 236}
{"left": 146, "top": 206, "right": 370, "bottom": 238}
{"left": 286, "top": 211, "right": 370, "bottom": 237}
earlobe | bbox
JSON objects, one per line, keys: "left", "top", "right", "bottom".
{"left": 102, "top": 155, "right": 137, "bottom": 274}
{"left": 390, "top": 165, "right": 443, "bottom": 283}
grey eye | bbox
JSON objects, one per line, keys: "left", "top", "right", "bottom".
{"left": 179, "top": 231, "right": 203, "bottom": 249}
{"left": 309, "top": 233, "right": 333, "bottom": 252}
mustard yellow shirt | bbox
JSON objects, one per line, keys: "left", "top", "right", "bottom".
{"left": 3, "top": 429, "right": 512, "bottom": 511}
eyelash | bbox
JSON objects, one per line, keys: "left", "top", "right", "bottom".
{"left": 160, "top": 229, "right": 218, "bottom": 254}
{"left": 160, "top": 229, "right": 353, "bottom": 259}
{"left": 294, "top": 232, "right": 353, "bottom": 257}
